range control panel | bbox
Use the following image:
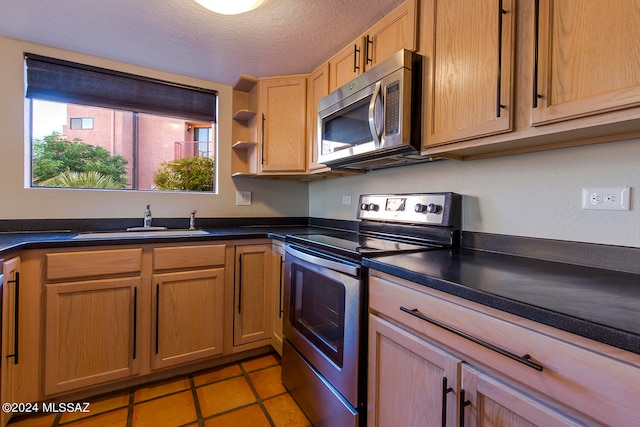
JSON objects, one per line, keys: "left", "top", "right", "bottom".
{"left": 357, "top": 193, "right": 461, "bottom": 227}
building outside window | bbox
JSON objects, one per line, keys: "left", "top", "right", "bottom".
{"left": 26, "top": 53, "right": 218, "bottom": 192}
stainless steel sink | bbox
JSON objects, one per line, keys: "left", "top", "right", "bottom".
{"left": 73, "top": 229, "right": 209, "bottom": 239}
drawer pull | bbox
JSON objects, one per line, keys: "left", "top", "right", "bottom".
{"left": 399, "top": 306, "right": 543, "bottom": 371}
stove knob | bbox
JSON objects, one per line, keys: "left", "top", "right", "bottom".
{"left": 414, "top": 203, "right": 441, "bottom": 214}
{"left": 360, "top": 203, "right": 369, "bottom": 211}
{"left": 368, "top": 203, "right": 379, "bottom": 211}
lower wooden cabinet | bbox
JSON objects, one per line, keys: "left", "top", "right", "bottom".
{"left": 270, "top": 243, "right": 285, "bottom": 355}
{"left": 233, "top": 244, "right": 274, "bottom": 347}
{"left": 2, "top": 257, "right": 21, "bottom": 427}
{"left": 368, "top": 314, "right": 461, "bottom": 426}
{"left": 44, "top": 277, "right": 140, "bottom": 395}
{"left": 368, "top": 270, "right": 640, "bottom": 426}
{"left": 460, "top": 364, "right": 585, "bottom": 427}
{"left": 152, "top": 268, "right": 224, "bottom": 369}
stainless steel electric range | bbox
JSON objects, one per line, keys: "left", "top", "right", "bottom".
{"left": 281, "top": 192, "right": 462, "bottom": 427}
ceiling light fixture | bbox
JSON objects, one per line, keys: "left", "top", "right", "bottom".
{"left": 194, "top": 0, "right": 264, "bottom": 15}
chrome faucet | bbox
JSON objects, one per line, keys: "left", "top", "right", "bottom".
{"left": 144, "top": 204, "right": 152, "bottom": 228}
{"left": 189, "top": 210, "right": 197, "bottom": 230}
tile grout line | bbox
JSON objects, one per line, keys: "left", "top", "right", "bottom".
{"left": 188, "top": 375, "right": 206, "bottom": 427}
{"left": 238, "top": 361, "right": 277, "bottom": 427}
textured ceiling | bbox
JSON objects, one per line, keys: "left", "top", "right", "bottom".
{"left": 0, "top": 0, "right": 404, "bottom": 85}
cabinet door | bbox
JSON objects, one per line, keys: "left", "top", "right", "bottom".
{"left": 328, "top": 37, "right": 364, "bottom": 92}
{"left": 307, "top": 63, "right": 330, "bottom": 172}
{"left": 364, "top": 0, "right": 417, "bottom": 70}
{"left": 368, "top": 315, "right": 461, "bottom": 427}
{"left": 270, "top": 244, "right": 285, "bottom": 355}
{"left": 152, "top": 268, "right": 224, "bottom": 370}
{"left": 422, "top": 0, "right": 515, "bottom": 146}
{"left": 460, "top": 364, "right": 586, "bottom": 427}
{"left": 259, "top": 77, "right": 307, "bottom": 173}
{"left": 1, "top": 258, "right": 20, "bottom": 427}
{"left": 45, "top": 277, "right": 140, "bottom": 395}
{"left": 532, "top": 0, "right": 640, "bottom": 126}
{"left": 233, "top": 245, "right": 273, "bottom": 346}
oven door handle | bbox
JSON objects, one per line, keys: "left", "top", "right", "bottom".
{"left": 285, "top": 245, "right": 359, "bottom": 277}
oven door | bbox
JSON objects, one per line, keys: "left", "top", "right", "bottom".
{"left": 283, "top": 244, "right": 362, "bottom": 407}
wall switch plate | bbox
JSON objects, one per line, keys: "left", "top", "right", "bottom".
{"left": 342, "top": 196, "right": 352, "bottom": 205}
{"left": 582, "top": 187, "right": 631, "bottom": 211}
{"left": 236, "top": 191, "right": 252, "bottom": 206}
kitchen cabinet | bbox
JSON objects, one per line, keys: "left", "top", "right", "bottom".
{"left": 44, "top": 248, "right": 142, "bottom": 395}
{"left": 368, "top": 314, "right": 461, "bottom": 426}
{"left": 233, "top": 244, "right": 274, "bottom": 347}
{"left": 270, "top": 242, "right": 285, "bottom": 355}
{"left": 306, "top": 63, "right": 330, "bottom": 173}
{"left": 368, "top": 269, "right": 640, "bottom": 426}
{"left": 328, "top": 0, "right": 417, "bottom": 92}
{"left": 460, "top": 364, "right": 585, "bottom": 427}
{"left": 259, "top": 76, "right": 308, "bottom": 173}
{"left": 420, "top": 0, "right": 640, "bottom": 160}
{"left": 151, "top": 244, "right": 226, "bottom": 369}
{"left": 532, "top": 0, "right": 640, "bottom": 126}
{"left": 420, "top": 0, "right": 515, "bottom": 147}
{"left": 1, "top": 258, "right": 19, "bottom": 427}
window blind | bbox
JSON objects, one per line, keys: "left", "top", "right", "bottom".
{"left": 24, "top": 53, "right": 217, "bottom": 122}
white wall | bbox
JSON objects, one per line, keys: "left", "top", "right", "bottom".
{"left": 309, "top": 138, "right": 640, "bottom": 248}
{"left": 0, "top": 37, "right": 308, "bottom": 220}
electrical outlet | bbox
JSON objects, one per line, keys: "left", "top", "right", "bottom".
{"left": 581, "top": 187, "right": 630, "bottom": 211}
{"left": 342, "top": 196, "right": 352, "bottom": 205}
{"left": 236, "top": 191, "right": 251, "bottom": 206}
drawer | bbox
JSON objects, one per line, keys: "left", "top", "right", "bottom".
{"left": 153, "top": 244, "right": 225, "bottom": 270}
{"left": 369, "top": 270, "right": 640, "bottom": 426}
{"left": 46, "top": 248, "right": 142, "bottom": 280}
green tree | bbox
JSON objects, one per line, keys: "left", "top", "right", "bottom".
{"left": 32, "top": 133, "right": 128, "bottom": 187}
{"left": 153, "top": 156, "right": 214, "bottom": 191}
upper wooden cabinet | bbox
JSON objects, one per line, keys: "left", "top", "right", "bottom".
{"left": 307, "top": 63, "right": 330, "bottom": 172}
{"left": 420, "top": 0, "right": 516, "bottom": 147}
{"left": 532, "top": 0, "right": 640, "bottom": 125}
{"left": 259, "top": 76, "right": 308, "bottom": 173}
{"left": 328, "top": 0, "right": 417, "bottom": 92}
{"left": 422, "top": 0, "right": 640, "bottom": 159}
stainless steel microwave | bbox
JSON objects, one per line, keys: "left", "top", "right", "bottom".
{"left": 317, "top": 49, "right": 427, "bottom": 170}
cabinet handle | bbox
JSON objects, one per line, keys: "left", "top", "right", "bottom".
{"left": 155, "top": 284, "right": 160, "bottom": 355}
{"left": 133, "top": 287, "right": 137, "bottom": 360}
{"left": 7, "top": 272, "right": 20, "bottom": 365}
{"left": 353, "top": 44, "right": 361, "bottom": 72}
{"left": 532, "top": 0, "right": 542, "bottom": 108}
{"left": 496, "top": 0, "right": 508, "bottom": 117}
{"left": 261, "top": 113, "right": 265, "bottom": 165}
{"left": 365, "top": 34, "right": 373, "bottom": 65}
{"left": 399, "top": 306, "right": 543, "bottom": 371}
{"left": 238, "top": 254, "right": 243, "bottom": 314}
{"left": 278, "top": 255, "right": 284, "bottom": 318}
{"left": 441, "top": 377, "right": 453, "bottom": 427}
{"left": 459, "top": 389, "right": 471, "bottom": 427}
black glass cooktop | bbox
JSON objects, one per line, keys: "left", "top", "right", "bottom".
{"left": 286, "top": 232, "right": 443, "bottom": 262}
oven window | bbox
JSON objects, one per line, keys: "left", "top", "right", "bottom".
{"left": 291, "top": 264, "right": 345, "bottom": 367}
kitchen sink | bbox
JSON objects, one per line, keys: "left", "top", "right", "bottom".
{"left": 73, "top": 229, "right": 209, "bottom": 239}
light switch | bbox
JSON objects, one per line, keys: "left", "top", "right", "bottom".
{"left": 236, "top": 191, "right": 252, "bottom": 206}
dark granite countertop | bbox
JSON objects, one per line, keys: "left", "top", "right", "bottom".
{"left": 364, "top": 248, "right": 640, "bottom": 354}
{"left": 0, "top": 226, "right": 325, "bottom": 257}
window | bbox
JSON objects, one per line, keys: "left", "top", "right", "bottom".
{"left": 25, "top": 53, "right": 218, "bottom": 192}
{"left": 69, "top": 117, "right": 94, "bottom": 130}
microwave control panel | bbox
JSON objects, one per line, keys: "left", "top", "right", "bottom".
{"left": 384, "top": 81, "right": 400, "bottom": 136}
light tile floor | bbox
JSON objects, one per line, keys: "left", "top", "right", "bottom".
{"left": 8, "top": 353, "right": 311, "bottom": 427}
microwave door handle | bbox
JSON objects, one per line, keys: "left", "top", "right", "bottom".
{"left": 368, "top": 81, "right": 382, "bottom": 147}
